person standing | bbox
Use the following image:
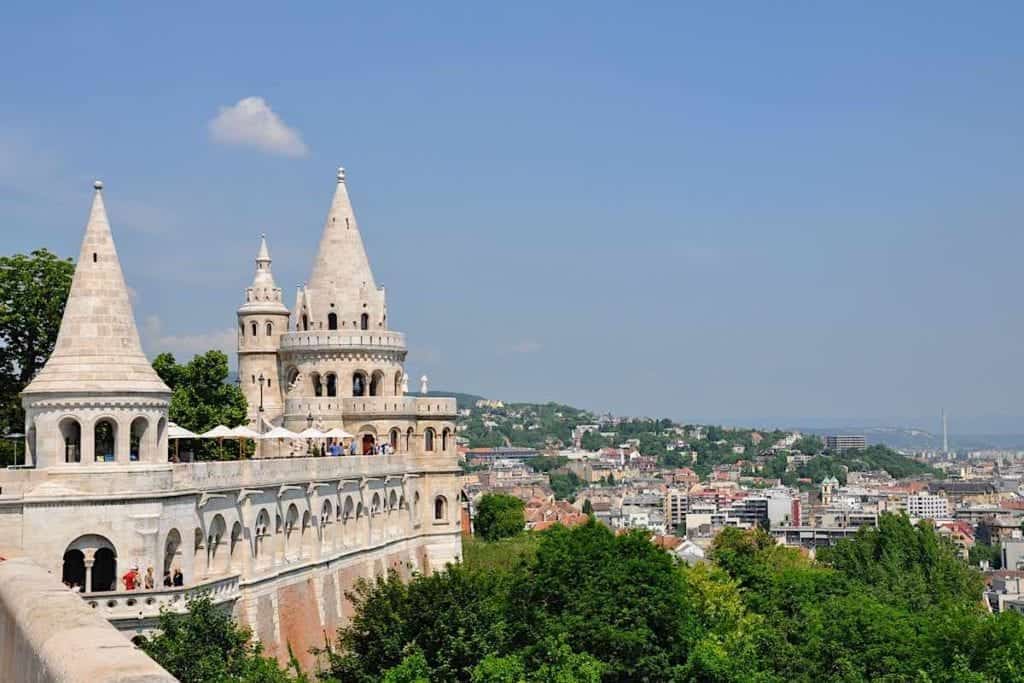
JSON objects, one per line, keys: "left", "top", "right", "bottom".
{"left": 172, "top": 567, "right": 184, "bottom": 587}
{"left": 144, "top": 566, "right": 155, "bottom": 589}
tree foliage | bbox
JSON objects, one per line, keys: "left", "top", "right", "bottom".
{"left": 0, "top": 249, "right": 74, "bottom": 464}
{"left": 474, "top": 494, "right": 526, "bottom": 542}
{"left": 153, "top": 350, "right": 248, "bottom": 459}
{"left": 141, "top": 595, "right": 302, "bottom": 682}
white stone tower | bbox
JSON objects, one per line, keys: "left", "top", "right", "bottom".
{"left": 237, "top": 234, "right": 289, "bottom": 429}
{"left": 21, "top": 181, "right": 172, "bottom": 467}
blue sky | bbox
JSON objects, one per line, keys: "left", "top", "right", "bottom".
{"left": 2, "top": 3, "right": 1023, "bottom": 431}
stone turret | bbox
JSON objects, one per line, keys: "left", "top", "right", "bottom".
{"left": 237, "top": 234, "right": 289, "bottom": 428}
{"left": 296, "top": 167, "right": 387, "bottom": 333}
{"left": 22, "top": 181, "right": 172, "bottom": 467}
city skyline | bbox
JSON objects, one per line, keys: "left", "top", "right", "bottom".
{"left": 3, "top": 4, "right": 1024, "bottom": 426}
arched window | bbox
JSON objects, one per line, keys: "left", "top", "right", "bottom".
{"left": 130, "top": 417, "right": 148, "bottom": 462}
{"left": 250, "top": 321, "right": 258, "bottom": 337}
{"left": 328, "top": 312, "right": 338, "bottom": 330}
{"left": 164, "top": 529, "right": 182, "bottom": 576}
{"left": 434, "top": 496, "right": 447, "bottom": 521}
{"left": 238, "top": 322, "right": 245, "bottom": 345}
{"left": 266, "top": 322, "right": 273, "bottom": 337}
{"left": 254, "top": 510, "right": 270, "bottom": 560}
{"left": 424, "top": 428, "right": 435, "bottom": 452}
{"left": 352, "top": 372, "right": 367, "bottom": 397}
{"left": 394, "top": 371, "right": 403, "bottom": 395}
{"left": 360, "top": 313, "right": 369, "bottom": 330}
{"left": 64, "top": 535, "right": 118, "bottom": 592}
{"left": 442, "top": 428, "right": 450, "bottom": 452}
{"left": 311, "top": 372, "right": 323, "bottom": 397}
{"left": 94, "top": 418, "right": 116, "bottom": 462}
{"left": 370, "top": 371, "right": 383, "bottom": 397}
{"left": 406, "top": 427, "right": 414, "bottom": 452}
{"left": 60, "top": 417, "right": 81, "bottom": 463}
{"left": 389, "top": 429, "right": 399, "bottom": 452}
{"left": 371, "top": 492, "right": 381, "bottom": 515}
{"left": 286, "top": 367, "right": 299, "bottom": 390}
{"left": 301, "top": 314, "right": 309, "bottom": 331}
{"left": 388, "top": 490, "right": 398, "bottom": 512}
{"left": 321, "top": 500, "right": 333, "bottom": 527}
{"left": 326, "top": 373, "right": 337, "bottom": 397}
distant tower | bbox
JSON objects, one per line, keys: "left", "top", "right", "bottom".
{"left": 942, "top": 409, "right": 949, "bottom": 454}
{"left": 237, "top": 234, "right": 290, "bottom": 429}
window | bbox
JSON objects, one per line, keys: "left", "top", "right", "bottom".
{"left": 424, "top": 428, "right": 435, "bottom": 452}
{"left": 265, "top": 322, "right": 273, "bottom": 337}
{"left": 250, "top": 322, "right": 257, "bottom": 337}
{"left": 92, "top": 253, "right": 97, "bottom": 263}
{"left": 326, "top": 374, "right": 337, "bottom": 397}
{"left": 302, "top": 314, "right": 309, "bottom": 331}
{"left": 434, "top": 496, "right": 447, "bottom": 521}
{"left": 328, "top": 312, "right": 338, "bottom": 330}
{"left": 352, "top": 372, "right": 366, "bottom": 397}
{"left": 360, "top": 313, "right": 369, "bottom": 330}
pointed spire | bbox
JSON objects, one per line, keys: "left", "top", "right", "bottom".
{"left": 23, "top": 182, "right": 170, "bottom": 395}
{"left": 239, "top": 234, "right": 288, "bottom": 314}
{"left": 304, "top": 166, "right": 383, "bottom": 327}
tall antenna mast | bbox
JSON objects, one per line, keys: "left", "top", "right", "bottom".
{"left": 942, "top": 409, "right": 949, "bottom": 454}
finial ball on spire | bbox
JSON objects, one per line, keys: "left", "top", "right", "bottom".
{"left": 93, "top": 180, "right": 103, "bottom": 191}
{"left": 337, "top": 166, "right": 346, "bottom": 183}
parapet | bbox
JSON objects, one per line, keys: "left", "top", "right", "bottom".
{"left": 0, "top": 557, "right": 177, "bottom": 682}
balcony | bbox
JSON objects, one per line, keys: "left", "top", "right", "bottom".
{"left": 284, "top": 395, "right": 457, "bottom": 421}
{"left": 279, "top": 330, "right": 406, "bottom": 353}
{"left": 83, "top": 573, "right": 240, "bottom": 626}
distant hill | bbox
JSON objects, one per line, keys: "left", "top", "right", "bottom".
{"left": 414, "top": 390, "right": 487, "bottom": 411}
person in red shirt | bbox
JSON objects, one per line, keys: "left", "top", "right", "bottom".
{"left": 122, "top": 566, "right": 139, "bottom": 591}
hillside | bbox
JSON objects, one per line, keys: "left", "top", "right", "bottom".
{"left": 451, "top": 394, "right": 943, "bottom": 483}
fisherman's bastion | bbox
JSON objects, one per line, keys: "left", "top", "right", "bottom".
{"left": 0, "top": 168, "right": 461, "bottom": 677}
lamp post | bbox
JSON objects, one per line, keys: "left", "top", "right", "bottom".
{"left": 257, "top": 372, "right": 266, "bottom": 459}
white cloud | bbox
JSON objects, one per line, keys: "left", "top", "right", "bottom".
{"left": 501, "top": 340, "right": 543, "bottom": 354}
{"left": 208, "top": 97, "right": 308, "bottom": 157}
{"left": 143, "top": 315, "right": 236, "bottom": 361}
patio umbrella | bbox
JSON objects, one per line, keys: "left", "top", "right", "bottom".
{"left": 297, "top": 427, "right": 327, "bottom": 457}
{"left": 200, "top": 425, "right": 235, "bottom": 459}
{"left": 259, "top": 426, "right": 300, "bottom": 458}
{"left": 167, "top": 422, "right": 198, "bottom": 462}
{"left": 322, "top": 427, "right": 355, "bottom": 456}
{"left": 228, "top": 425, "right": 261, "bottom": 459}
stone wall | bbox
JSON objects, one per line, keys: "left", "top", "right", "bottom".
{"left": 0, "top": 557, "right": 176, "bottom": 682}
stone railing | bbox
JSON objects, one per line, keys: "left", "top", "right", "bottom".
{"left": 172, "top": 454, "right": 457, "bottom": 492}
{"left": 83, "top": 573, "right": 240, "bottom": 623}
{"left": 279, "top": 330, "right": 406, "bottom": 352}
{"left": 285, "top": 395, "right": 457, "bottom": 420}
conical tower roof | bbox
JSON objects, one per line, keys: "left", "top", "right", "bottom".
{"left": 239, "top": 233, "right": 288, "bottom": 314}
{"left": 23, "top": 181, "right": 170, "bottom": 395}
{"left": 306, "top": 167, "right": 378, "bottom": 305}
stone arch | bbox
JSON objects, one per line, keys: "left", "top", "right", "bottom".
{"left": 424, "top": 428, "right": 436, "bottom": 452}
{"left": 388, "top": 490, "right": 398, "bottom": 512}
{"left": 360, "top": 312, "right": 369, "bottom": 330}
{"left": 370, "top": 370, "right": 384, "bottom": 397}
{"left": 325, "top": 372, "right": 338, "bottom": 398}
{"left": 286, "top": 367, "right": 300, "bottom": 391}
{"left": 359, "top": 425, "right": 377, "bottom": 455}
{"left": 62, "top": 548, "right": 85, "bottom": 589}
{"left": 130, "top": 416, "right": 149, "bottom": 462}
{"left": 301, "top": 313, "right": 309, "bottom": 331}
{"left": 352, "top": 371, "right": 367, "bottom": 397}
{"left": 94, "top": 417, "right": 117, "bottom": 462}
{"left": 59, "top": 416, "right": 81, "bottom": 463}
{"left": 394, "top": 370, "right": 403, "bottom": 396}
{"left": 285, "top": 504, "right": 299, "bottom": 559}
{"left": 301, "top": 510, "right": 312, "bottom": 559}
{"left": 265, "top": 321, "right": 274, "bottom": 337}
{"left": 328, "top": 312, "right": 338, "bottom": 330}
{"left": 64, "top": 534, "right": 117, "bottom": 592}
{"left": 442, "top": 427, "right": 451, "bottom": 453}
{"left": 207, "top": 514, "right": 227, "bottom": 574}
{"left": 254, "top": 509, "right": 271, "bottom": 564}
{"left": 320, "top": 500, "right": 333, "bottom": 550}
{"left": 434, "top": 495, "right": 448, "bottom": 522}
{"left": 310, "top": 372, "right": 323, "bottom": 397}
{"left": 371, "top": 492, "right": 382, "bottom": 515}
{"left": 250, "top": 321, "right": 258, "bottom": 337}
{"left": 163, "top": 529, "right": 182, "bottom": 577}
{"left": 229, "top": 521, "right": 244, "bottom": 571}
{"left": 389, "top": 428, "right": 400, "bottom": 452}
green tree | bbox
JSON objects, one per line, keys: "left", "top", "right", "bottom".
{"left": 581, "top": 498, "right": 594, "bottom": 516}
{"left": 793, "top": 435, "right": 823, "bottom": 455}
{"left": 141, "top": 595, "right": 301, "bottom": 682}
{"left": 153, "top": 350, "right": 248, "bottom": 460}
{"left": 475, "top": 494, "right": 526, "bottom": 542}
{"left": 968, "top": 541, "right": 1002, "bottom": 570}
{"left": 580, "top": 430, "right": 606, "bottom": 451}
{"left": 0, "top": 249, "right": 74, "bottom": 464}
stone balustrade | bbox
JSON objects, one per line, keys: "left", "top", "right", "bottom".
{"left": 83, "top": 573, "right": 240, "bottom": 625}
{"left": 285, "top": 395, "right": 457, "bottom": 421}
{"left": 279, "top": 330, "right": 407, "bottom": 352}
